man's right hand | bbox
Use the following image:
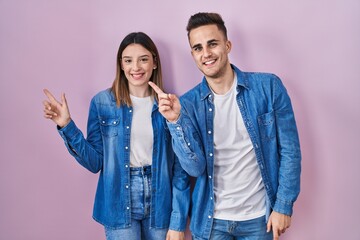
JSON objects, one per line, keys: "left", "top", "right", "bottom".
{"left": 148, "top": 82, "right": 181, "bottom": 123}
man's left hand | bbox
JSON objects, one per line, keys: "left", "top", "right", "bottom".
{"left": 267, "top": 211, "right": 291, "bottom": 240}
{"left": 166, "top": 229, "right": 185, "bottom": 240}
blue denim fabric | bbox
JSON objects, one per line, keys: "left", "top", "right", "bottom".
{"left": 104, "top": 166, "right": 168, "bottom": 240}
{"left": 167, "top": 65, "right": 301, "bottom": 239}
{"left": 105, "top": 219, "right": 167, "bottom": 240}
{"left": 130, "top": 166, "right": 152, "bottom": 220}
{"left": 192, "top": 216, "right": 272, "bottom": 240}
{"left": 58, "top": 89, "right": 190, "bottom": 230}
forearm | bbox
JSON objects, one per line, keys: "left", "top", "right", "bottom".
{"left": 167, "top": 113, "right": 206, "bottom": 177}
{"left": 169, "top": 155, "right": 191, "bottom": 231}
{"left": 273, "top": 77, "right": 302, "bottom": 215}
{"left": 58, "top": 119, "right": 103, "bottom": 173}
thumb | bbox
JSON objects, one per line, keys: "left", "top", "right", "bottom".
{"left": 168, "top": 93, "right": 178, "bottom": 102}
{"left": 61, "top": 93, "right": 68, "bottom": 107}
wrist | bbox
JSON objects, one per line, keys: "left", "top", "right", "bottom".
{"left": 169, "top": 113, "right": 180, "bottom": 123}
{"left": 58, "top": 118, "right": 71, "bottom": 129}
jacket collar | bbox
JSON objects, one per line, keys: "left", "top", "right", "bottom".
{"left": 200, "top": 64, "right": 249, "bottom": 100}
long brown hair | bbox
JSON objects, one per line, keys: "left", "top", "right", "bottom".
{"left": 111, "top": 32, "right": 163, "bottom": 107}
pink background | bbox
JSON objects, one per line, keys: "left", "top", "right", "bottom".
{"left": 1, "top": 0, "right": 359, "bottom": 239}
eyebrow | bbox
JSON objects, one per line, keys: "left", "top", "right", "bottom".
{"left": 122, "top": 54, "right": 150, "bottom": 59}
{"left": 191, "top": 39, "right": 219, "bottom": 49}
{"left": 191, "top": 43, "right": 202, "bottom": 49}
{"left": 208, "top": 39, "right": 219, "bottom": 44}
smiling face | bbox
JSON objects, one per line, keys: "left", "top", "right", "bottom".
{"left": 121, "top": 43, "right": 156, "bottom": 96}
{"left": 189, "top": 24, "right": 232, "bottom": 81}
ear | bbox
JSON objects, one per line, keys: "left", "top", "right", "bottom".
{"left": 226, "top": 40, "right": 232, "bottom": 53}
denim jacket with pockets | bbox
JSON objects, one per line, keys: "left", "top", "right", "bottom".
{"left": 167, "top": 65, "right": 301, "bottom": 238}
{"left": 58, "top": 89, "right": 190, "bottom": 231}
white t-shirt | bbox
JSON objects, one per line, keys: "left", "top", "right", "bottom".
{"left": 212, "top": 75, "right": 266, "bottom": 221}
{"left": 129, "top": 95, "right": 154, "bottom": 167}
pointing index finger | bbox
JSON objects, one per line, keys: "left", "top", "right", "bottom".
{"left": 43, "top": 89, "right": 57, "bottom": 102}
{"left": 148, "top": 81, "right": 165, "bottom": 95}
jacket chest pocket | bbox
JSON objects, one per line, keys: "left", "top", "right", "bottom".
{"left": 100, "top": 117, "right": 120, "bottom": 137}
{"left": 257, "top": 110, "right": 276, "bottom": 141}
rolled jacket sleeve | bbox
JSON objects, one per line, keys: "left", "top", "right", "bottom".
{"left": 167, "top": 111, "right": 206, "bottom": 177}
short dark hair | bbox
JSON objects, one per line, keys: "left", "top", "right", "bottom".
{"left": 186, "top": 12, "right": 228, "bottom": 40}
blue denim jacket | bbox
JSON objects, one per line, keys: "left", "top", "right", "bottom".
{"left": 167, "top": 65, "right": 301, "bottom": 238}
{"left": 58, "top": 89, "right": 190, "bottom": 231}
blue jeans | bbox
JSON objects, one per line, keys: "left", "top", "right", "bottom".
{"left": 105, "top": 166, "right": 167, "bottom": 240}
{"left": 192, "top": 216, "right": 272, "bottom": 240}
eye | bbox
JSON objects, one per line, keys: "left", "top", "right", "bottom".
{"left": 122, "top": 59, "right": 131, "bottom": 64}
{"left": 140, "top": 57, "right": 149, "bottom": 62}
{"left": 209, "top": 42, "right": 217, "bottom": 48}
{"left": 193, "top": 46, "right": 202, "bottom": 52}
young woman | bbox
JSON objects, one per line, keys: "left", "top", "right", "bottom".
{"left": 43, "top": 32, "right": 189, "bottom": 240}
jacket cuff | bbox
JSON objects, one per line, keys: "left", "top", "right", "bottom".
{"left": 166, "top": 113, "right": 185, "bottom": 134}
{"left": 273, "top": 198, "right": 294, "bottom": 216}
{"left": 168, "top": 212, "right": 187, "bottom": 232}
{"left": 58, "top": 119, "right": 80, "bottom": 140}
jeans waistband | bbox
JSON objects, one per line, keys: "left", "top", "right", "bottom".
{"left": 130, "top": 165, "right": 152, "bottom": 176}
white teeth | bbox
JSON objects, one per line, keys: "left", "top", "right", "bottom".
{"left": 132, "top": 74, "right": 143, "bottom": 78}
{"left": 204, "top": 60, "right": 215, "bottom": 65}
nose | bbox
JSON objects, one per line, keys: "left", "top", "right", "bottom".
{"left": 203, "top": 46, "right": 212, "bottom": 58}
{"left": 132, "top": 60, "right": 140, "bottom": 71}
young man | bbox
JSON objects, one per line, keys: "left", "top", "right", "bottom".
{"left": 149, "top": 12, "right": 301, "bottom": 240}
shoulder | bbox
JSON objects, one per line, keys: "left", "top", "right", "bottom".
{"left": 240, "top": 71, "right": 284, "bottom": 92}
{"left": 244, "top": 71, "right": 280, "bottom": 83}
{"left": 91, "top": 88, "right": 115, "bottom": 103}
{"left": 239, "top": 71, "right": 290, "bottom": 102}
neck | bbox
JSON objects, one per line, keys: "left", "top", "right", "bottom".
{"left": 206, "top": 64, "right": 234, "bottom": 95}
{"left": 129, "top": 86, "right": 151, "bottom": 98}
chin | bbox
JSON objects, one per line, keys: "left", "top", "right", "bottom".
{"left": 204, "top": 69, "right": 220, "bottom": 78}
